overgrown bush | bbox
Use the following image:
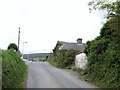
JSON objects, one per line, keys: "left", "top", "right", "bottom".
{"left": 2, "top": 50, "right": 27, "bottom": 88}
{"left": 7, "top": 43, "right": 18, "bottom": 51}
{"left": 57, "top": 51, "right": 77, "bottom": 68}
{"left": 84, "top": 19, "right": 120, "bottom": 88}
{"left": 48, "top": 41, "right": 78, "bottom": 69}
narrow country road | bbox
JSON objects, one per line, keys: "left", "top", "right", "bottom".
{"left": 26, "top": 61, "right": 97, "bottom": 88}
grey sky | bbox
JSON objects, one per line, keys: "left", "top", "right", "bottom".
{"left": 0, "top": 0, "right": 105, "bottom": 54}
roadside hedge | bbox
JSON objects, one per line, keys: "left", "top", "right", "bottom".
{"left": 2, "top": 50, "right": 27, "bottom": 88}
{"left": 84, "top": 19, "right": 120, "bottom": 88}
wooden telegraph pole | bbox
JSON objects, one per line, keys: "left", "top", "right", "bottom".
{"left": 18, "top": 27, "right": 20, "bottom": 51}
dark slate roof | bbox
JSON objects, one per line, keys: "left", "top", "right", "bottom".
{"left": 59, "top": 41, "right": 85, "bottom": 51}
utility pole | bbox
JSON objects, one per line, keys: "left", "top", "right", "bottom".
{"left": 22, "top": 42, "right": 27, "bottom": 58}
{"left": 18, "top": 27, "right": 20, "bottom": 51}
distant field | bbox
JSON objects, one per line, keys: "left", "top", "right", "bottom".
{"left": 23, "top": 53, "right": 50, "bottom": 61}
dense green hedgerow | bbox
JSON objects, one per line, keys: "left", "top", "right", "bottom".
{"left": 2, "top": 50, "right": 27, "bottom": 88}
{"left": 55, "top": 50, "right": 77, "bottom": 68}
{"left": 84, "top": 18, "right": 120, "bottom": 88}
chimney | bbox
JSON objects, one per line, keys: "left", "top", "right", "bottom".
{"left": 77, "top": 38, "right": 82, "bottom": 44}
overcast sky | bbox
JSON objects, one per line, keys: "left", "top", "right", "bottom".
{"left": 0, "top": 0, "right": 105, "bottom": 54}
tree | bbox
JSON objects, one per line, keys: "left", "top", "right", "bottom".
{"left": 89, "top": 0, "right": 120, "bottom": 44}
{"left": 7, "top": 43, "right": 18, "bottom": 51}
{"left": 83, "top": 0, "right": 120, "bottom": 88}
{"left": 88, "top": 0, "right": 120, "bottom": 18}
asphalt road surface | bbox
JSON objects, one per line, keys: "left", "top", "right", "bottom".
{"left": 26, "top": 61, "right": 97, "bottom": 88}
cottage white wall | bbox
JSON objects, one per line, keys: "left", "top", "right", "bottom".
{"left": 75, "top": 53, "right": 88, "bottom": 70}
